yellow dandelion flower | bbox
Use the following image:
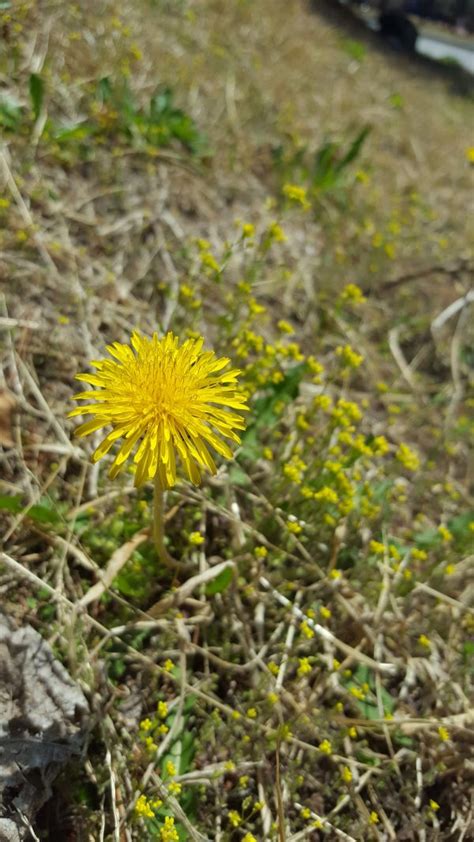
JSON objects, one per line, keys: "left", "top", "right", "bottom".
{"left": 69, "top": 331, "right": 248, "bottom": 488}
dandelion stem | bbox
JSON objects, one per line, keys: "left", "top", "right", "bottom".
{"left": 153, "top": 473, "right": 175, "bottom": 568}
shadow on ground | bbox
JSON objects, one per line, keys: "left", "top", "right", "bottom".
{"left": 310, "top": 0, "right": 473, "bottom": 96}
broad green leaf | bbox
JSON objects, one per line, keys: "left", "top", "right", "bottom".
{"left": 205, "top": 565, "right": 234, "bottom": 596}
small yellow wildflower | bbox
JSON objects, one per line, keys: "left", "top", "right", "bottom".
{"left": 267, "top": 691, "right": 279, "bottom": 705}
{"left": 348, "top": 726, "right": 357, "bottom": 738}
{"left": 242, "top": 834, "right": 258, "bottom": 842}
{"left": 418, "top": 634, "right": 431, "bottom": 649}
{"left": 139, "top": 718, "right": 153, "bottom": 731}
{"left": 246, "top": 707, "right": 257, "bottom": 719}
{"left": 307, "top": 356, "right": 325, "bottom": 377}
{"left": 287, "top": 520, "right": 303, "bottom": 535}
{"left": 277, "top": 319, "right": 294, "bottom": 335}
{"left": 267, "top": 221, "right": 287, "bottom": 242}
{"left": 135, "top": 794, "right": 155, "bottom": 818}
{"left": 145, "top": 736, "right": 158, "bottom": 752}
{"left": 282, "top": 183, "right": 310, "bottom": 210}
{"left": 200, "top": 251, "right": 220, "bottom": 273}
{"left": 412, "top": 548, "right": 428, "bottom": 561}
{"left": 314, "top": 487, "right": 338, "bottom": 505}
{"left": 369, "top": 811, "right": 379, "bottom": 824}
{"left": 430, "top": 799, "right": 440, "bottom": 811}
{"left": 313, "top": 394, "right": 332, "bottom": 411}
{"left": 466, "top": 146, "right": 474, "bottom": 163}
{"left": 241, "top": 222, "right": 255, "bottom": 238}
{"left": 329, "top": 569, "right": 342, "bottom": 580}
{"left": 444, "top": 563, "right": 455, "bottom": 575}
{"left": 297, "top": 657, "right": 312, "bottom": 677}
{"left": 372, "top": 435, "right": 389, "bottom": 456}
{"left": 163, "top": 659, "right": 174, "bottom": 672}
{"left": 165, "top": 760, "right": 176, "bottom": 777}
{"left": 318, "top": 739, "right": 332, "bottom": 755}
{"left": 300, "top": 621, "right": 314, "bottom": 639}
{"left": 231, "top": 710, "right": 241, "bottom": 720}
{"left": 438, "top": 525, "right": 453, "bottom": 542}
{"left": 263, "top": 447, "right": 273, "bottom": 460}
{"left": 189, "top": 531, "right": 205, "bottom": 546}
{"left": 340, "top": 283, "right": 366, "bottom": 304}
{"left": 341, "top": 766, "right": 353, "bottom": 783}
{"left": 389, "top": 544, "right": 401, "bottom": 562}
{"left": 438, "top": 726, "right": 449, "bottom": 741}
{"left": 396, "top": 443, "right": 420, "bottom": 472}
{"left": 335, "top": 344, "right": 364, "bottom": 369}
{"left": 268, "top": 660, "right": 279, "bottom": 675}
{"left": 160, "top": 816, "right": 179, "bottom": 842}
{"left": 320, "top": 606, "right": 331, "bottom": 620}
{"left": 157, "top": 701, "right": 168, "bottom": 719}
{"left": 350, "top": 686, "right": 365, "bottom": 700}
{"left": 228, "top": 810, "right": 241, "bottom": 827}
{"left": 255, "top": 545, "right": 268, "bottom": 559}
{"left": 168, "top": 781, "right": 182, "bottom": 795}
{"left": 300, "top": 806, "right": 311, "bottom": 819}
{"left": 369, "top": 540, "right": 385, "bottom": 555}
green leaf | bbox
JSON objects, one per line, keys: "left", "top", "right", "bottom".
{"left": 336, "top": 125, "right": 371, "bottom": 174}
{"left": 205, "top": 566, "right": 234, "bottom": 596}
{"left": 29, "top": 73, "right": 44, "bottom": 121}
{"left": 0, "top": 494, "right": 23, "bottom": 514}
{"left": 0, "top": 96, "right": 23, "bottom": 131}
{"left": 0, "top": 494, "right": 61, "bottom": 525}
{"left": 28, "top": 503, "right": 62, "bottom": 525}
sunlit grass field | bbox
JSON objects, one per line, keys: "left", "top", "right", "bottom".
{"left": 1, "top": 1, "right": 473, "bottom": 839}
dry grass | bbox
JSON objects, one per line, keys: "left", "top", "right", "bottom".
{"left": 0, "top": 1, "right": 473, "bottom": 840}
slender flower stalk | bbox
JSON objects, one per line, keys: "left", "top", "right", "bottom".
{"left": 69, "top": 330, "right": 248, "bottom": 563}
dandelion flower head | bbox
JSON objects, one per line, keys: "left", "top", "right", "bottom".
{"left": 69, "top": 331, "right": 248, "bottom": 488}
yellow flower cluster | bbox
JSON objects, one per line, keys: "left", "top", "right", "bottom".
{"left": 336, "top": 344, "right": 364, "bottom": 369}
{"left": 135, "top": 794, "right": 162, "bottom": 818}
{"left": 160, "top": 816, "right": 179, "bottom": 841}
{"left": 283, "top": 455, "right": 307, "bottom": 485}
{"left": 339, "top": 283, "right": 366, "bottom": 304}
{"left": 282, "top": 183, "right": 310, "bottom": 210}
{"left": 396, "top": 443, "right": 420, "bottom": 472}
